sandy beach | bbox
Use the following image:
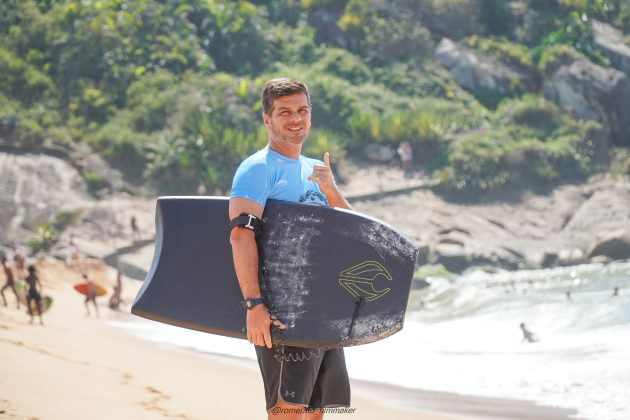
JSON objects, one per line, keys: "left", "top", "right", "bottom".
{"left": 0, "top": 259, "right": 576, "bottom": 420}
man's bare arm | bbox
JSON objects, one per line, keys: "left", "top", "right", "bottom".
{"left": 229, "top": 197, "right": 285, "bottom": 348}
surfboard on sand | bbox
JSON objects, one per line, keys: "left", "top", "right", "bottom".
{"left": 132, "top": 196, "right": 419, "bottom": 348}
{"left": 73, "top": 283, "right": 107, "bottom": 297}
{"left": 26, "top": 295, "right": 53, "bottom": 315}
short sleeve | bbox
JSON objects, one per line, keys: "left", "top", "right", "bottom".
{"left": 230, "top": 159, "right": 270, "bottom": 208}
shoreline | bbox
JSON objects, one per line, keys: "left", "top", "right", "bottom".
{"left": 0, "top": 259, "right": 577, "bottom": 420}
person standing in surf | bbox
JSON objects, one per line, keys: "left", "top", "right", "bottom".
{"left": 229, "top": 78, "right": 353, "bottom": 419}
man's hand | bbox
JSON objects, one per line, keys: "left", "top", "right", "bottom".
{"left": 308, "top": 152, "right": 337, "bottom": 197}
{"left": 246, "top": 304, "right": 286, "bottom": 348}
{"left": 308, "top": 152, "right": 354, "bottom": 210}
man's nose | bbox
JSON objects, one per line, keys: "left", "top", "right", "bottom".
{"left": 288, "top": 111, "right": 302, "bottom": 121}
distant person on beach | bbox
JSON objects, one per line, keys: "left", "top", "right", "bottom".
{"left": 102, "top": 220, "right": 111, "bottom": 244}
{"left": 566, "top": 291, "right": 572, "bottom": 301}
{"left": 108, "top": 269, "right": 124, "bottom": 310}
{"left": 613, "top": 287, "right": 619, "bottom": 297}
{"left": 130, "top": 216, "right": 139, "bottom": 242}
{"left": 520, "top": 323, "right": 537, "bottom": 343}
{"left": 25, "top": 265, "right": 43, "bottom": 325}
{"left": 68, "top": 237, "right": 81, "bottom": 268}
{"left": 397, "top": 141, "right": 413, "bottom": 174}
{"left": 13, "top": 248, "right": 26, "bottom": 280}
{"left": 1, "top": 256, "right": 20, "bottom": 309}
{"left": 83, "top": 273, "right": 100, "bottom": 318}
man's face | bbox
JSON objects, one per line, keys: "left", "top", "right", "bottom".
{"left": 263, "top": 93, "right": 311, "bottom": 148}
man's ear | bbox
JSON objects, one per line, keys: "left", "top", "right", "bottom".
{"left": 262, "top": 112, "right": 270, "bottom": 126}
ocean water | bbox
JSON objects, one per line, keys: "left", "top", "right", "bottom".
{"left": 110, "top": 261, "right": 630, "bottom": 420}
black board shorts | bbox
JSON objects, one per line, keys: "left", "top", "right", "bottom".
{"left": 255, "top": 345, "right": 351, "bottom": 411}
{"left": 27, "top": 289, "right": 41, "bottom": 302}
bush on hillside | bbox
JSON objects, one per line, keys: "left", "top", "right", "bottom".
{"left": 28, "top": 223, "right": 57, "bottom": 254}
{"left": 339, "top": 0, "right": 434, "bottom": 64}
{"left": 433, "top": 96, "right": 601, "bottom": 195}
{"left": 531, "top": 10, "right": 608, "bottom": 66}
{"left": 480, "top": 0, "right": 515, "bottom": 36}
{"left": 311, "top": 47, "right": 371, "bottom": 84}
{"left": 536, "top": 44, "right": 582, "bottom": 74}
{"left": 464, "top": 36, "right": 534, "bottom": 72}
{"left": 0, "top": 47, "right": 56, "bottom": 106}
{"left": 374, "top": 61, "right": 481, "bottom": 106}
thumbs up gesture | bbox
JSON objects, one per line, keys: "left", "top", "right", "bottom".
{"left": 308, "top": 152, "right": 337, "bottom": 196}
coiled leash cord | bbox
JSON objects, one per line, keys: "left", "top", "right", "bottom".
{"left": 272, "top": 296, "right": 365, "bottom": 363}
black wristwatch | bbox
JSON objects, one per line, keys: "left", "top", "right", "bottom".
{"left": 242, "top": 297, "right": 264, "bottom": 310}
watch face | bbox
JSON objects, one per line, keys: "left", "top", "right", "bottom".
{"left": 245, "top": 301, "right": 253, "bottom": 309}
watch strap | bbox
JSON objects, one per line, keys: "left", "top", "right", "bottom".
{"left": 242, "top": 297, "right": 264, "bottom": 310}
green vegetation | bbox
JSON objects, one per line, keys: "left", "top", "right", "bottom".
{"left": 1, "top": 0, "right": 628, "bottom": 196}
{"left": 28, "top": 223, "right": 57, "bottom": 254}
{"left": 413, "top": 264, "right": 454, "bottom": 281}
{"left": 27, "top": 209, "right": 81, "bottom": 254}
{"left": 434, "top": 96, "right": 602, "bottom": 195}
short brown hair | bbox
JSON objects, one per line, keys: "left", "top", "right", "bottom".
{"left": 261, "top": 78, "right": 310, "bottom": 116}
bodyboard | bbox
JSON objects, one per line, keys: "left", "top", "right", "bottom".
{"left": 26, "top": 295, "right": 53, "bottom": 314}
{"left": 132, "top": 196, "right": 419, "bottom": 347}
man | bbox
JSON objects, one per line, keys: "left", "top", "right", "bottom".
{"left": 229, "top": 78, "right": 352, "bottom": 419}
{"left": 1, "top": 256, "right": 20, "bottom": 309}
{"left": 130, "top": 216, "right": 140, "bottom": 242}
{"left": 82, "top": 272, "right": 100, "bottom": 318}
{"left": 108, "top": 269, "right": 124, "bottom": 310}
{"left": 25, "top": 265, "right": 43, "bottom": 325}
{"left": 13, "top": 248, "right": 26, "bottom": 280}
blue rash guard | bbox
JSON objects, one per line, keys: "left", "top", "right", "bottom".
{"left": 230, "top": 147, "right": 329, "bottom": 208}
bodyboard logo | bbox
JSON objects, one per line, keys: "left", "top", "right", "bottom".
{"left": 338, "top": 260, "right": 392, "bottom": 302}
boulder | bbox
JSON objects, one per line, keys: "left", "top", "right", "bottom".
{"left": 0, "top": 152, "right": 90, "bottom": 246}
{"left": 437, "top": 237, "right": 465, "bottom": 247}
{"left": 542, "top": 59, "right": 630, "bottom": 145}
{"left": 558, "top": 248, "right": 586, "bottom": 266}
{"left": 435, "top": 38, "right": 532, "bottom": 96}
{"left": 540, "top": 252, "right": 559, "bottom": 268}
{"left": 416, "top": 244, "right": 430, "bottom": 266}
{"left": 432, "top": 243, "right": 469, "bottom": 273}
{"left": 587, "top": 230, "right": 630, "bottom": 261}
{"left": 589, "top": 255, "right": 611, "bottom": 264}
{"left": 362, "top": 143, "right": 395, "bottom": 162}
{"left": 592, "top": 20, "right": 630, "bottom": 74}
{"left": 469, "top": 253, "right": 520, "bottom": 270}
